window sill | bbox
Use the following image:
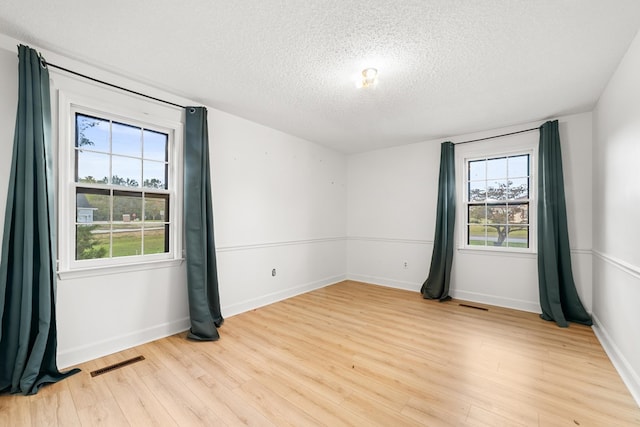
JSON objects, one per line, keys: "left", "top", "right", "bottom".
{"left": 57, "top": 258, "right": 185, "bottom": 280}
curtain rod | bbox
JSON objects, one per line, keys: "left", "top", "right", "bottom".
{"left": 45, "top": 62, "right": 186, "bottom": 109}
{"left": 453, "top": 127, "right": 538, "bottom": 145}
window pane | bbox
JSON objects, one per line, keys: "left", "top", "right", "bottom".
{"left": 468, "top": 160, "right": 485, "bottom": 181}
{"left": 486, "top": 157, "right": 507, "bottom": 180}
{"left": 508, "top": 178, "right": 529, "bottom": 200}
{"left": 76, "top": 224, "right": 109, "bottom": 260}
{"left": 144, "top": 129, "right": 168, "bottom": 161}
{"left": 508, "top": 155, "right": 529, "bottom": 178}
{"left": 468, "top": 205, "right": 485, "bottom": 224}
{"left": 508, "top": 203, "right": 529, "bottom": 224}
{"left": 487, "top": 205, "right": 507, "bottom": 224}
{"left": 488, "top": 225, "right": 507, "bottom": 247}
{"left": 76, "top": 188, "right": 110, "bottom": 223}
{"left": 113, "top": 191, "right": 142, "bottom": 223}
{"left": 76, "top": 151, "right": 109, "bottom": 184}
{"left": 76, "top": 114, "right": 109, "bottom": 152}
{"left": 112, "top": 156, "right": 142, "bottom": 187}
{"left": 143, "top": 160, "right": 167, "bottom": 189}
{"left": 112, "top": 122, "right": 142, "bottom": 157}
{"left": 468, "top": 225, "right": 487, "bottom": 246}
{"left": 507, "top": 225, "right": 529, "bottom": 248}
{"left": 468, "top": 181, "right": 486, "bottom": 201}
{"left": 144, "top": 194, "right": 169, "bottom": 222}
{"left": 144, "top": 226, "right": 169, "bottom": 254}
{"left": 487, "top": 180, "right": 508, "bottom": 200}
{"left": 112, "top": 227, "right": 142, "bottom": 257}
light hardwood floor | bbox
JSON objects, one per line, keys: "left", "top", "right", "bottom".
{"left": 1, "top": 280, "right": 639, "bottom": 426}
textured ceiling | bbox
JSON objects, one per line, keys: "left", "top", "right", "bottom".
{"left": 1, "top": 1, "right": 640, "bottom": 153}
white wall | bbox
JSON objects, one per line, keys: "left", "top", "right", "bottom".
{"left": 347, "top": 140, "right": 440, "bottom": 289}
{"left": 0, "top": 47, "right": 17, "bottom": 241}
{"left": 210, "top": 110, "right": 347, "bottom": 316}
{"left": 0, "top": 35, "right": 347, "bottom": 368}
{"left": 347, "top": 112, "right": 593, "bottom": 314}
{"left": 592, "top": 29, "right": 640, "bottom": 405}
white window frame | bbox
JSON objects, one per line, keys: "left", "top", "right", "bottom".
{"left": 455, "top": 134, "right": 537, "bottom": 254}
{"left": 56, "top": 88, "right": 184, "bottom": 278}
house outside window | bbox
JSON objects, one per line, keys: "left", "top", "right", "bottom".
{"left": 76, "top": 192, "right": 97, "bottom": 224}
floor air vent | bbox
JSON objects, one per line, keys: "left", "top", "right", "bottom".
{"left": 90, "top": 355, "right": 145, "bottom": 377}
{"left": 459, "top": 303, "right": 489, "bottom": 311}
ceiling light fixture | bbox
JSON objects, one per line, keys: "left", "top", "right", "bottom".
{"left": 356, "top": 68, "right": 378, "bottom": 89}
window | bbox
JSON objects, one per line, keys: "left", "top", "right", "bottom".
{"left": 456, "top": 135, "right": 536, "bottom": 253}
{"left": 58, "top": 99, "right": 182, "bottom": 273}
{"left": 466, "top": 154, "right": 531, "bottom": 248}
{"left": 74, "top": 112, "right": 171, "bottom": 261}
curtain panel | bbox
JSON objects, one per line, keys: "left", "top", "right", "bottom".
{"left": 537, "top": 120, "right": 592, "bottom": 327}
{"left": 0, "top": 45, "right": 80, "bottom": 395}
{"left": 421, "top": 141, "right": 456, "bottom": 301}
{"left": 184, "top": 106, "right": 223, "bottom": 340}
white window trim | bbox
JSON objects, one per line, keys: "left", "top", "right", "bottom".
{"left": 56, "top": 89, "right": 184, "bottom": 277}
{"left": 57, "top": 258, "right": 184, "bottom": 280}
{"left": 455, "top": 134, "right": 538, "bottom": 254}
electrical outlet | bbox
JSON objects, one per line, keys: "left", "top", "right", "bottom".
{"left": 272, "top": 268, "right": 277, "bottom": 277}
{"left": 403, "top": 261, "right": 408, "bottom": 269}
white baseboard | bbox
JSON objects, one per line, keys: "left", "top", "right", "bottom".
{"left": 222, "top": 274, "right": 347, "bottom": 318}
{"left": 347, "top": 274, "right": 419, "bottom": 292}
{"left": 57, "top": 317, "right": 191, "bottom": 369}
{"left": 347, "top": 274, "right": 541, "bottom": 313}
{"left": 450, "top": 289, "right": 540, "bottom": 313}
{"left": 592, "top": 314, "right": 640, "bottom": 407}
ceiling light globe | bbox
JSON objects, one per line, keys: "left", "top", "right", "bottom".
{"left": 363, "top": 68, "right": 377, "bottom": 79}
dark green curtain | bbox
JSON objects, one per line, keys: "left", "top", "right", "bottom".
{"left": 538, "top": 120, "right": 591, "bottom": 327}
{"left": 0, "top": 45, "right": 80, "bottom": 395}
{"left": 421, "top": 141, "right": 455, "bottom": 301}
{"left": 184, "top": 107, "right": 223, "bottom": 341}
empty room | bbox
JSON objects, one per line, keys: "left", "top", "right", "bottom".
{"left": 1, "top": 1, "right": 640, "bottom": 425}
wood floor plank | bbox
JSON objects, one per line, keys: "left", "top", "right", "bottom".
{"left": 466, "top": 404, "right": 528, "bottom": 427}
{"left": 233, "top": 379, "right": 320, "bottom": 427}
{"left": 183, "top": 375, "right": 276, "bottom": 426}
{"left": 65, "top": 363, "right": 115, "bottom": 412}
{"left": 401, "top": 394, "right": 472, "bottom": 427}
{"left": 143, "top": 337, "right": 210, "bottom": 384}
{"left": 170, "top": 341, "right": 250, "bottom": 390}
{"left": 140, "top": 369, "right": 226, "bottom": 426}
{"left": 283, "top": 385, "right": 368, "bottom": 427}
{"left": 44, "top": 388, "right": 81, "bottom": 427}
{"left": 102, "top": 364, "right": 177, "bottom": 426}
{"left": 0, "top": 394, "right": 32, "bottom": 427}
{"left": 338, "top": 389, "right": 424, "bottom": 427}
{"left": 76, "top": 398, "right": 129, "bottom": 427}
